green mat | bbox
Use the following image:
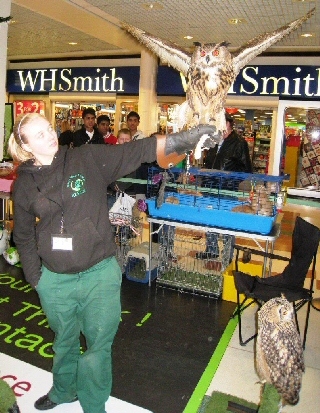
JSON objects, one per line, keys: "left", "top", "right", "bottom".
{"left": 199, "top": 392, "right": 258, "bottom": 413}
{"left": 199, "top": 383, "right": 281, "bottom": 413}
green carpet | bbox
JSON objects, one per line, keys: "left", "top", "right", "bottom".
{"left": 199, "top": 392, "right": 258, "bottom": 413}
{"left": 198, "top": 383, "right": 281, "bottom": 413}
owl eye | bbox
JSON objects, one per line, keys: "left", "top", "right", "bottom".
{"left": 213, "top": 49, "right": 220, "bottom": 57}
{"left": 200, "top": 50, "right": 206, "bottom": 57}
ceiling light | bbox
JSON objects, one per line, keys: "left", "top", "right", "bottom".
{"left": 228, "top": 18, "right": 246, "bottom": 25}
{"left": 142, "top": 3, "right": 163, "bottom": 11}
{"left": 68, "top": 42, "right": 77, "bottom": 45}
{"left": 301, "top": 33, "right": 313, "bottom": 38}
{"left": 184, "top": 35, "right": 193, "bottom": 40}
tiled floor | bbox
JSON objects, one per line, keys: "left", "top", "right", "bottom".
{"left": 206, "top": 202, "right": 320, "bottom": 412}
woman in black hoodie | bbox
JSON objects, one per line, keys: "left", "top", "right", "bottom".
{"left": 8, "top": 112, "right": 217, "bottom": 413}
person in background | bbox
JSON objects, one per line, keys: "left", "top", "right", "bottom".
{"left": 58, "top": 120, "right": 73, "bottom": 147}
{"left": 116, "top": 127, "right": 132, "bottom": 145}
{"left": 197, "top": 113, "right": 253, "bottom": 260}
{"left": 97, "top": 115, "right": 117, "bottom": 145}
{"left": 126, "top": 111, "right": 149, "bottom": 197}
{"left": 204, "top": 114, "right": 252, "bottom": 172}
{"left": 8, "top": 112, "right": 218, "bottom": 413}
{"left": 73, "top": 108, "right": 105, "bottom": 147}
{"left": 126, "top": 111, "right": 145, "bottom": 141}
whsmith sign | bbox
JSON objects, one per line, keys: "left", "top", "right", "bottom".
{"left": 6, "top": 65, "right": 320, "bottom": 98}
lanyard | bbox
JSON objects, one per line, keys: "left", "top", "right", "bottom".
{"left": 32, "top": 152, "right": 67, "bottom": 234}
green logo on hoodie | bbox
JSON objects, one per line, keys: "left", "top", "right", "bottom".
{"left": 67, "top": 174, "right": 86, "bottom": 197}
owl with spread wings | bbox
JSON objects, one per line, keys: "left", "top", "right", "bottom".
{"left": 123, "top": 8, "right": 314, "bottom": 132}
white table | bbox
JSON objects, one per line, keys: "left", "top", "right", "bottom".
{"left": 147, "top": 217, "right": 281, "bottom": 286}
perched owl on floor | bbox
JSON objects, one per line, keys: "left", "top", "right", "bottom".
{"left": 256, "top": 296, "right": 305, "bottom": 410}
{"left": 122, "top": 8, "right": 314, "bottom": 132}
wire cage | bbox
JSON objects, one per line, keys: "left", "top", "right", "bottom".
{"left": 155, "top": 223, "right": 233, "bottom": 297}
{"left": 146, "top": 166, "right": 288, "bottom": 235}
{"left": 111, "top": 214, "right": 143, "bottom": 272}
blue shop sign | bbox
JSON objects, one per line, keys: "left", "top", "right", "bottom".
{"left": 6, "top": 67, "right": 140, "bottom": 95}
{"left": 6, "top": 64, "right": 320, "bottom": 99}
{"left": 157, "top": 65, "right": 320, "bottom": 98}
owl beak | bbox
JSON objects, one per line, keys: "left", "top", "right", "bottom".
{"left": 206, "top": 55, "right": 210, "bottom": 63}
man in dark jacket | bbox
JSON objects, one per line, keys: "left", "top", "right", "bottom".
{"left": 197, "top": 114, "right": 252, "bottom": 260}
{"left": 204, "top": 114, "right": 252, "bottom": 172}
{"left": 73, "top": 107, "right": 105, "bottom": 147}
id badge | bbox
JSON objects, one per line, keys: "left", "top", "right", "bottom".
{"left": 51, "top": 234, "right": 73, "bottom": 251}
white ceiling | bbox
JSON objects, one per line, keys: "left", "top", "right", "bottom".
{"left": 7, "top": 0, "right": 319, "bottom": 62}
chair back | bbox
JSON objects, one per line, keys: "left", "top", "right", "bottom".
{"left": 281, "top": 216, "right": 320, "bottom": 288}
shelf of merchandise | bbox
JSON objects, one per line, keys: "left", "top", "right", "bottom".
{"left": 252, "top": 128, "right": 271, "bottom": 174}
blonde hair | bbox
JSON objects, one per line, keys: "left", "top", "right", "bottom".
{"left": 8, "top": 113, "right": 45, "bottom": 163}
{"left": 117, "top": 128, "right": 131, "bottom": 138}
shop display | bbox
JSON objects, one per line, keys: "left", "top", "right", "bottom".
{"left": 118, "top": 102, "right": 139, "bottom": 129}
{"left": 299, "top": 109, "right": 320, "bottom": 188}
{"left": 54, "top": 102, "right": 115, "bottom": 134}
{"left": 243, "top": 132, "right": 255, "bottom": 160}
{"left": 252, "top": 125, "right": 271, "bottom": 174}
{"left": 14, "top": 100, "right": 45, "bottom": 118}
{"left": 122, "top": 9, "right": 314, "bottom": 132}
{"left": 157, "top": 103, "right": 180, "bottom": 134}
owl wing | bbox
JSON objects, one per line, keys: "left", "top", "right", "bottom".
{"left": 232, "top": 7, "right": 315, "bottom": 74}
{"left": 122, "top": 22, "right": 191, "bottom": 77}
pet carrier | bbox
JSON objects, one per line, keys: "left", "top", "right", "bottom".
{"left": 146, "top": 167, "right": 288, "bottom": 235}
{"left": 155, "top": 222, "right": 233, "bottom": 297}
{"left": 125, "top": 241, "right": 159, "bottom": 283}
{"left": 111, "top": 214, "right": 143, "bottom": 272}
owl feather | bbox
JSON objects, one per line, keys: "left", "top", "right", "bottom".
{"left": 122, "top": 8, "right": 315, "bottom": 132}
{"left": 256, "top": 296, "right": 305, "bottom": 408}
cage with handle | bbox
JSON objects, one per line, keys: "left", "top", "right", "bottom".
{"left": 155, "top": 221, "right": 234, "bottom": 297}
{"left": 111, "top": 214, "right": 143, "bottom": 273}
{"left": 146, "top": 166, "right": 288, "bottom": 235}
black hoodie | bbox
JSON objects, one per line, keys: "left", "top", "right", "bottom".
{"left": 12, "top": 138, "right": 156, "bottom": 288}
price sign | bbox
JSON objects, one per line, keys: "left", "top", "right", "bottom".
{"left": 14, "top": 100, "right": 45, "bottom": 118}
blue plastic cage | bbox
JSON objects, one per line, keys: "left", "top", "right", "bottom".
{"left": 146, "top": 167, "right": 288, "bottom": 234}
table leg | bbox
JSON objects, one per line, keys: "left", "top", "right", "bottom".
{"left": 149, "top": 221, "right": 152, "bottom": 287}
{"left": 262, "top": 240, "right": 269, "bottom": 277}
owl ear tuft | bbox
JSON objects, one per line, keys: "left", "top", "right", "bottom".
{"left": 193, "top": 42, "right": 201, "bottom": 47}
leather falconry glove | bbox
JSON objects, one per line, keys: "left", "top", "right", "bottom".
{"left": 156, "top": 124, "right": 220, "bottom": 169}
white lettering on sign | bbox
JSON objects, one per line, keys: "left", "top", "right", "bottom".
{"left": 17, "top": 68, "right": 125, "bottom": 93}
{"left": 12, "top": 65, "right": 320, "bottom": 97}
{"left": 238, "top": 66, "right": 320, "bottom": 97}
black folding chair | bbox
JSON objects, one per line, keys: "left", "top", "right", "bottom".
{"left": 232, "top": 216, "right": 320, "bottom": 349}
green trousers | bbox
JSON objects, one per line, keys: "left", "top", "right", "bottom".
{"left": 36, "top": 256, "right": 122, "bottom": 413}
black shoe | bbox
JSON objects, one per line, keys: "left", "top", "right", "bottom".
{"left": 34, "top": 394, "right": 78, "bottom": 411}
{"left": 195, "top": 251, "right": 219, "bottom": 260}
